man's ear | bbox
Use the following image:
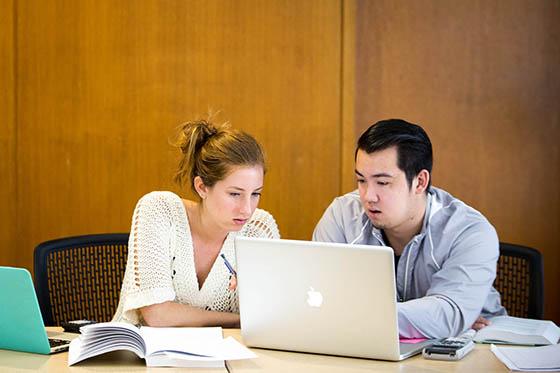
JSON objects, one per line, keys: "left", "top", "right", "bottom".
{"left": 193, "top": 176, "right": 208, "bottom": 199}
{"left": 414, "top": 169, "right": 430, "bottom": 194}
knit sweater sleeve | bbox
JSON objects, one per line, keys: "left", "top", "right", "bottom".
{"left": 240, "top": 208, "right": 280, "bottom": 239}
{"left": 114, "top": 192, "right": 177, "bottom": 323}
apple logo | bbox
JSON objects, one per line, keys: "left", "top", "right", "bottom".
{"left": 306, "top": 287, "right": 323, "bottom": 307}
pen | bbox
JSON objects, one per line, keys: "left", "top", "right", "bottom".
{"left": 220, "top": 254, "right": 237, "bottom": 276}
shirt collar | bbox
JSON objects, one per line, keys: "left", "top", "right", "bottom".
{"left": 366, "top": 188, "right": 438, "bottom": 244}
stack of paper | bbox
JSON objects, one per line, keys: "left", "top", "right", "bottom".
{"left": 491, "top": 343, "right": 560, "bottom": 371}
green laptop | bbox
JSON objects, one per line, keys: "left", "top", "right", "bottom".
{"left": 0, "top": 266, "right": 72, "bottom": 354}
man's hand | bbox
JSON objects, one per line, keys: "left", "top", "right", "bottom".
{"left": 471, "top": 316, "right": 491, "bottom": 330}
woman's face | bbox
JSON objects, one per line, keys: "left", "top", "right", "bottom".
{"left": 199, "top": 165, "right": 264, "bottom": 233}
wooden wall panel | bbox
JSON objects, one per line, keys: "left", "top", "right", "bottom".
{"left": 349, "top": 0, "right": 560, "bottom": 322}
{"left": 0, "top": 0, "right": 16, "bottom": 266}
{"left": 14, "top": 0, "right": 341, "bottom": 273}
{"left": 341, "top": 0, "right": 357, "bottom": 194}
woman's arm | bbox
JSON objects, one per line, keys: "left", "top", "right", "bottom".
{"left": 140, "top": 301, "right": 240, "bottom": 328}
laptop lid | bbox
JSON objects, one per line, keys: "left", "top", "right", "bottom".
{"left": 235, "top": 237, "right": 412, "bottom": 361}
{"left": 0, "top": 266, "right": 70, "bottom": 354}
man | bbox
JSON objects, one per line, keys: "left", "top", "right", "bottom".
{"left": 313, "top": 119, "right": 505, "bottom": 338}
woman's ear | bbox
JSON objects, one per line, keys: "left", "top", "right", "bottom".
{"left": 415, "top": 169, "right": 430, "bottom": 194}
{"left": 193, "top": 176, "right": 208, "bottom": 199}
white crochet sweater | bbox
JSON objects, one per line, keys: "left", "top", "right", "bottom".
{"left": 112, "top": 191, "right": 280, "bottom": 325}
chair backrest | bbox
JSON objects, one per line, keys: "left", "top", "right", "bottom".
{"left": 33, "top": 233, "right": 129, "bottom": 326}
{"left": 494, "top": 242, "right": 544, "bottom": 319}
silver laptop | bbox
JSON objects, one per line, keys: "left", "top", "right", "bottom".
{"left": 234, "top": 237, "right": 433, "bottom": 361}
{"left": 0, "top": 266, "right": 75, "bottom": 354}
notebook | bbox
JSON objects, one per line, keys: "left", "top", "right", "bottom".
{"left": 0, "top": 266, "right": 74, "bottom": 354}
{"left": 234, "top": 237, "right": 433, "bottom": 361}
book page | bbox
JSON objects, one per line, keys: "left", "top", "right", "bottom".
{"left": 488, "top": 316, "right": 548, "bottom": 335}
{"left": 146, "top": 353, "right": 225, "bottom": 368}
{"left": 140, "top": 326, "right": 223, "bottom": 357}
{"left": 475, "top": 316, "right": 560, "bottom": 345}
{"left": 146, "top": 337, "right": 256, "bottom": 367}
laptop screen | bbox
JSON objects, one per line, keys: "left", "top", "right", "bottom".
{"left": 0, "top": 266, "right": 60, "bottom": 354}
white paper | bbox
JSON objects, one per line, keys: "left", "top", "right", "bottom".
{"left": 491, "top": 343, "right": 560, "bottom": 371}
{"left": 198, "top": 337, "right": 257, "bottom": 360}
{"left": 141, "top": 331, "right": 256, "bottom": 367}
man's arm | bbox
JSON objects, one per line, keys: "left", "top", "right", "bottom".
{"left": 398, "top": 222, "right": 500, "bottom": 338}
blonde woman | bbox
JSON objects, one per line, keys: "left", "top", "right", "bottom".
{"left": 113, "top": 119, "right": 279, "bottom": 327}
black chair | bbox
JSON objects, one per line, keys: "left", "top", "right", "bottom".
{"left": 494, "top": 242, "right": 544, "bottom": 319}
{"left": 33, "top": 233, "right": 129, "bottom": 326}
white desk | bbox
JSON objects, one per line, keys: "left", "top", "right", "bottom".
{"left": 226, "top": 330, "right": 508, "bottom": 373}
{"left": 0, "top": 328, "right": 508, "bottom": 372}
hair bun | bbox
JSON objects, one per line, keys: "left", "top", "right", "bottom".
{"left": 176, "top": 120, "right": 220, "bottom": 154}
{"left": 172, "top": 117, "right": 264, "bottom": 190}
{"left": 200, "top": 121, "right": 218, "bottom": 142}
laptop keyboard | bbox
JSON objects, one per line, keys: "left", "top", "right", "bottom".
{"left": 49, "top": 338, "right": 69, "bottom": 347}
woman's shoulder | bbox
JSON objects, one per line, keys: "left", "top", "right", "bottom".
{"left": 134, "top": 191, "right": 185, "bottom": 215}
{"left": 241, "top": 208, "right": 280, "bottom": 239}
{"left": 137, "top": 191, "right": 182, "bottom": 205}
{"left": 250, "top": 207, "right": 276, "bottom": 222}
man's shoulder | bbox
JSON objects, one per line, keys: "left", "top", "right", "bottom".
{"left": 429, "top": 187, "right": 497, "bottom": 239}
{"left": 314, "top": 190, "right": 367, "bottom": 243}
{"left": 326, "top": 190, "right": 365, "bottom": 219}
{"left": 332, "top": 190, "right": 362, "bottom": 208}
{"left": 431, "top": 187, "right": 489, "bottom": 220}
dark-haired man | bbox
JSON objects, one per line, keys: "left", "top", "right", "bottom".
{"left": 313, "top": 119, "right": 505, "bottom": 338}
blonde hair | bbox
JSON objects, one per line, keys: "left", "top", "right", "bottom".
{"left": 173, "top": 119, "right": 266, "bottom": 195}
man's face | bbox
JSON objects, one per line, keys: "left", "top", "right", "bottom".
{"left": 355, "top": 147, "right": 418, "bottom": 232}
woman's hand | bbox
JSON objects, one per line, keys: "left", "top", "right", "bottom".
{"left": 228, "top": 275, "right": 237, "bottom": 291}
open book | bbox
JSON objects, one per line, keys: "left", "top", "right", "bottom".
{"left": 68, "top": 322, "right": 257, "bottom": 367}
{"left": 474, "top": 316, "right": 560, "bottom": 346}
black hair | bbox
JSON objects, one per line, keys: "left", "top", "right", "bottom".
{"left": 355, "top": 119, "right": 433, "bottom": 190}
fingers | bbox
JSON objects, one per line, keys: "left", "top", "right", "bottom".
{"left": 471, "top": 316, "right": 491, "bottom": 330}
{"left": 479, "top": 316, "right": 491, "bottom": 326}
{"left": 472, "top": 322, "right": 485, "bottom": 331}
{"left": 228, "top": 276, "right": 238, "bottom": 291}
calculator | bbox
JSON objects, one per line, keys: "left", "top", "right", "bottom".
{"left": 61, "top": 319, "right": 98, "bottom": 333}
{"left": 422, "top": 337, "right": 475, "bottom": 361}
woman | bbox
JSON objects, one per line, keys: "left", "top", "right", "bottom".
{"left": 113, "top": 119, "right": 279, "bottom": 327}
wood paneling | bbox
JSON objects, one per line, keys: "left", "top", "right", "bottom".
{"left": 349, "top": 0, "right": 560, "bottom": 322}
{"left": 0, "top": 0, "right": 16, "bottom": 266}
{"left": 341, "top": 0, "right": 357, "bottom": 194}
{"left": 9, "top": 0, "right": 557, "bottom": 324}
{"left": 14, "top": 0, "right": 342, "bottom": 271}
